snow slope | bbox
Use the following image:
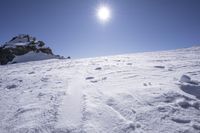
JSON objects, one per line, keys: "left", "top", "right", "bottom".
{"left": 0, "top": 46, "right": 200, "bottom": 133}
{"left": 9, "top": 51, "right": 58, "bottom": 64}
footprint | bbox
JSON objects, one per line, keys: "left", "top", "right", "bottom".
{"left": 91, "top": 80, "right": 98, "bottom": 83}
{"left": 159, "top": 92, "right": 193, "bottom": 103}
{"left": 106, "top": 98, "right": 116, "bottom": 106}
{"left": 157, "top": 106, "right": 169, "bottom": 112}
{"left": 125, "top": 121, "right": 135, "bottom": 131}
{"left": 175, "top": 98, "right": 200, "bottom": 110}
{"left": 47, "top": 68, "right": 52, "bottom": 71}
{"left": 126, "top": 63, "right": 132, "bottom": 65}
{"left": 171, "top": 117, "right": 191, "bottom": 123}
{"left": 37, "top": 93, "right": 45, "bottom": 98}
{"left": 85, "top": 77, "right": 95, "bottom": 80}
{"left": 102, "top": 77, "right": 107, "bottom": 80}
{"left": 180, "top": 84, "right": 200, "bottom": 99}
{"left": 136, "top": 122, "right": 141, "bottom": 128}
{"left": 95, "top": 67, "right": 102, "bottom": 70}
{"left": 28, "top": 71, "right": 35, "bottom": 74}
{"left": 6, "top": 84, "right": 17, "bottom": 89}
{"left": 193, "top": 124, "right": 200, "bottom": 130}
{"left": 41, "top": 77, "right": 49, "bottom": 82}
{"left": 158, "top": 92, "right": 200, "bottom": 110}
{"left": 177, "top": 100, "right": 190, "bottom": 109}
{"left": 89, "top": 77, "right": 106, "bottom": 83}
{"left": 192, "top": 102, "right": 200, "bottom": 110}
{"left": 168, "top": 68, "right": 173, "bottom": 71}
{"left": 143, "top": 82, "right": 152, "bottom": 86}
{"left": 114, "top": 60, "right": 121, "bottom": 62}
{"left": 180, "top": 75, "right": 199, "bottom": 85}
{"left": 154, "top": 66, "right": 165, "bottom": 69}
{"left": 143, "top": 83, "right": 147, "bottom": 86}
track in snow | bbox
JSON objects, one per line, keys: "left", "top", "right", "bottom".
{"left": 57, "top": 78, "right": 84, "bottom": 128}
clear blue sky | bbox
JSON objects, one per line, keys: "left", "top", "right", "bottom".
{"left": 0, "top": 0, "right": 200, "bottom": 58}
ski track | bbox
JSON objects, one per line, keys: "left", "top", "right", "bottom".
{"left": 56, "top": 77, "right": 84, "bottom": 128}
{"left": 0, "top": 46, "right": 200, "bottom": 133}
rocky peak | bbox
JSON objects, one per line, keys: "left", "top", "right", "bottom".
{"left": 0, "top": 34, "right": 64, "bottom": 65}
{"left": 8, "top": 34, "right": 36, "bottom": 44}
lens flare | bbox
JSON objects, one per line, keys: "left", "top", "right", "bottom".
{"left": 97, "top": 5, "right": 111, "bottom": 22}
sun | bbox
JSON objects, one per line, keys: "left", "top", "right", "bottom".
{"left": 97, "top": 5, "right": 111, "bottom": 22}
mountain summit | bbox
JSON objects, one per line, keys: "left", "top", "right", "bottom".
{"left": 0, "top": 34, "right": 63, "bottom": 65}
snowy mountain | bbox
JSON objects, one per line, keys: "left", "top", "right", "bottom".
{"left": 0, "top": 46, "right": 200, "bottom": 133}
{"left": 0, "top": 34, "right": 63, "bottom": 65}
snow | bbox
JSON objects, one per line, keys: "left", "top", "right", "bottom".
{"left": 0, "top": 46, "right": 200, "bottom": 133}
{"left": 2, "top": 35, "right": 39, "bottom": 49}
{"left": 3, "top": 42, "right": 29, "bottom": 48}
{"left": 9, "top": 51, "right": 57, "bottom": 64}
{"left": 56, "top": 73, "right": 85, "bottom": 129}
{"left": 8, "top": 34, "right": 35, "bottom": 44}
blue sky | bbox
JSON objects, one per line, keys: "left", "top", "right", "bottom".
{"left": 0, "top": 0, "right": 200, "bottom": 58}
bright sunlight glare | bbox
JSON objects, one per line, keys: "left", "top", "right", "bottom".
{"left": 97, "top": 5, "right": 111, "bottom": 23}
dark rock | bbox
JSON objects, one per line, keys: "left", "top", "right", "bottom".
{"left": 0, "top": 34, "right": 63, "bottom": 65}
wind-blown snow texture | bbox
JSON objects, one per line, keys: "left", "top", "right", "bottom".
{"left": 0, "top": 46, "right": 200, "bottom": 133}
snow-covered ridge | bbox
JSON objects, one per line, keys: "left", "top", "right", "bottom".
{"left": 0, "top": 34, "right": 64, "bottom": 65}
{"left": 0, "top": 46, "right": 200, "bottom": 133}
{"left": 3, "top": 34, "right": 38, "bottom": 48}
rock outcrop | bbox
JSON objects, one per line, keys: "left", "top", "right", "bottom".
{"left": 0, "top": 34, "right": 63, "bottom": 65}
